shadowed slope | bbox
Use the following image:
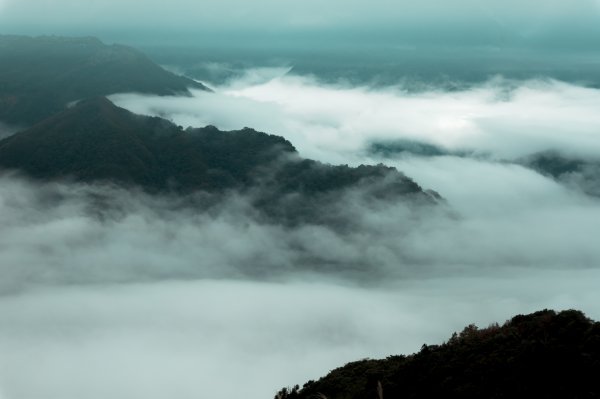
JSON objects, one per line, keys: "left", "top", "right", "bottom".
{"left": 0, "top": 98, "right": 436, "bottom": 224}
{"left": 276, "top": 309, "right": 600, "bottom": 399}
{"left": 520, "top": 151, "right": 600, "bottom": 197}
{"left": 0, "top": 35, "right": 209, "bottom": 125}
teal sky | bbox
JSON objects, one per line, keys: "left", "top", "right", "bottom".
{"left": 1, "top": 0, "right": 600, "bottom": 48}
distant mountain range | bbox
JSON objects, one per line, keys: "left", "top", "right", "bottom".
{"left": 521, "top": 151, "right": 600, "bottom": 197}
{"left": 369, "top": 139, "right": 474, "bottom": 158}
{"left": 370, "top": 139, "right": 600, "bottom": 197}
{"left": 276, "top": 309, "right": 600, "bottom": 399}
{"left": 0, "top": 35, "right": 208, "bottom": 126}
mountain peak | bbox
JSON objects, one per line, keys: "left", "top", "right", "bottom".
{"left": 0, "top": 98, "right": 434, "bottom": 224}
{"left": 68, "top": 96, "right": 121, "bottom": 113}
{"left": 67, "top": 96, "right": 130, "bottom": 120}
{"left": 0, "top": 34, "right": 210, "bottom": 126}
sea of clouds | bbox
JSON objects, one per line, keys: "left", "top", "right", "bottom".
{"left": 1, "top": 71, "right": 600, "bottom": 399}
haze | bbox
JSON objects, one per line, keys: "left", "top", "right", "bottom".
{"left": 2, "top": 0, "right": 600, "bottom": 48}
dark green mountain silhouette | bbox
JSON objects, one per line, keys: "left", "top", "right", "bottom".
{"left": 523, "top": 151, "right": 588, "bottom": 178}
{"left": 276, "top": 309, "right": 600, "bottom": 399}
{"left": 0, "top": 35, "right": 208, "bottom": 126}
{"left": 368, "top": 139, "right": 478, "bottom": 159}
{"left": 0, "top": 97, "right": 291, "bottom": 191}
{"left": 369, "top": 140, "right": 600, "bottom": 198}
{"left": 521, "top": 151, "right": 600, "bottom": 197}
{"left": 369, "top": 139, "right": 452, "bottom": 158}
{"left": 0, "top": 98, "right": 436, "bottom": 224}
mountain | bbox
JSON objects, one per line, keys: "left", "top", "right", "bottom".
{"left": 0, "top": 98, "right": 438, "bottom": 224}
{"left": 369, "top": 139, "right": 451, "bottom": 158}
{"left": 276, "top": 309, "right": 600, "bottom": 399}
{"left": 0, "top": 97, "right": 291, "bottom": 191}
{"left": 368, "top": 141, "right": 600, "bottom": 198}
{"left": 521, "top": 151, "right": 600, "bottom": 197}
{"left": 0, "top": 35, "right": 209, "bottom": 126}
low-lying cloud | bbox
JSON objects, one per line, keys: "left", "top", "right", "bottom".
{"left": 1, "top": 160, "right": 599, "bottom": 293}
{"left": 112, "top": 76, "right": 600, "bottom": 163}
{"left": 2, "top": 73, "right": 600, "bottom": 399}
{"left": 0, "top": 172, "right": 434, "bottom": 291}
{"left": 1, "top": 273, "right": 600, "bottom": 399}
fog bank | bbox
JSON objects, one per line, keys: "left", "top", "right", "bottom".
{"left": 112, "top": 76, "right": 600, "bottom": 163}
{"left": 2, "top": 164, "right": 600, "bottom": 293}
{"left": 2, "top": 67, "right": 600, "bottom": 399}
{"left": 1, "top": 274, "right": 600, "bottom": 399}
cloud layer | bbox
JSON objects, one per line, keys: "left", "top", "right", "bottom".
{"left": 2, "top": 273, "right": 600, "bottom": 399}
{"left": 2, "top": 158, "right": 599, "bottom": 294}
{"left": 2, "top": 69, "right": 600, "bottom": 399}
{"left": 112, "top": 76, "right": 600, "bottom": 162}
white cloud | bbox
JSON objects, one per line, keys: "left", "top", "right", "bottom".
{"left": 107, "top": 76, "right": 600, "bottom": 273}
{"left": 1, "top": 274, "right": 600, "bottom": 399}
{"left": 3, "top": 64, "right": 600, "bottom": 399}
{"left": 1, "top": 153, "right": 600, "bottom": 289}
{"left": 112, "top": 76, "right": 600, "bottom": 163}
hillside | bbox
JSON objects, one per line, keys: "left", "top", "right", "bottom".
{"left": 0, "top": 35, "right": 208, "bottom": 126}
{"left": 0, "top": 98, "right": 437, "bottom": 224}
{"left": 521, "top": 151, "right": 600, "bottom": 197}
{"left": 276, "top": 309, "right": 600, "bottom": 399}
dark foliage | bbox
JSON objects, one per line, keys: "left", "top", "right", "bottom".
{"left": 521, "top": 151, "right": 600, "bottom": 197}
{"left": 0, "top": 98, "right": 435, "bottom": 224}
{"left": 368, "top": 139, "right": 476, "bottom": 159}
{"left": 0, "top": 97, "right": 294, "bottom": 191}
{"left": 524, "top": 151, "right": 587, "bottom": 178}
{"left": 0, "top": 35, "right": 208, "bottom": 125}
{"left": 369, "top": 140, "right": 450, "bottom": 158}
{"left": 276, "top": 309, "right": 600, "bottom": 399}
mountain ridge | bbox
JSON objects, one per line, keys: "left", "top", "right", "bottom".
{"left": 0, "top": 34, "right": 209, "bottom": 126}
{"left": 276, "top": 309, "right": 600, "bottom": 399}
{"left": 0, "top": 97, "right": 438, "bottom": 224}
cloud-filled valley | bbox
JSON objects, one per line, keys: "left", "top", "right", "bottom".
{"left": 112, "top": 75, "right": 600, "bottom": 162}
{"left": 2, "top": 146, "right": 599, "bottom": 292}
{"left": 2, "top": 271, "right": 600, "bottom": 399}
{"left": 2, "top": 55, "right": 600, "bottom": 399}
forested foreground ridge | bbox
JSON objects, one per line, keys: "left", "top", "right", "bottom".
{"left": 276, "top": 309, "right": 600, "bottom": 399}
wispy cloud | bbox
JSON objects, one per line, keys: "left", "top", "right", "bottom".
{"left": 113, "top": 76, "right": 600, "bottom": 163}
{"left": 1, "top": 153, "right": 599, "bottom": 290}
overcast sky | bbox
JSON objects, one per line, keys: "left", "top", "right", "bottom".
{"left": 1, "top": 0, "right": 600, "bottom": 47}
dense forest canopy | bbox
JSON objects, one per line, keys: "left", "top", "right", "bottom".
{"left": 277, "top": 309, "right": 600, "bottom": 399}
